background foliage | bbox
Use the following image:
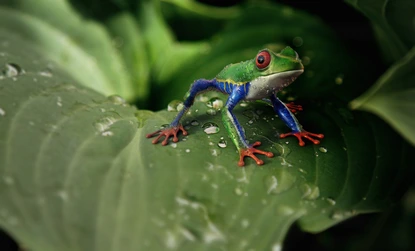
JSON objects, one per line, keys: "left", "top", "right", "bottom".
{"left": 0, "top": 0, "right": 414, "bottom": 250}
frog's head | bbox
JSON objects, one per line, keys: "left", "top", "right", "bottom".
{"left": 256, "top": 47, "right": 303, "bottom": 73}
{"left": 250, "top": 46, "right": 304, "bottom": 94}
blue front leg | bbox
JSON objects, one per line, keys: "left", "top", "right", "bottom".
{"left": 270, "top": 94, "right": 324, "bottom": 146}
{"left": 147, "top": 79, "right": 216, "bottom": 145}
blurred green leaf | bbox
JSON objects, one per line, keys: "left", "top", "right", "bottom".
{"left": 346, "top": 0, "right": 415, "bottom": 63}
{"left": 139, "top": 0, "right": 210, "bottom": 84}
{"left": 350, "top": 46, "right": 415, "bottom": 146}
{"left": 161, "top": 0, "right": 241, "bottom": 19}
{"left": 1, "top": 30, "right": 414, "bottom": 251}
{"left": 0, "top": 0, "right": 136, "bottom": 100}
{"left": 105, "top": 13, "right": 150, "bottom": 102}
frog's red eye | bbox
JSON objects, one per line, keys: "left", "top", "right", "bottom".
{"left": 256, "top": 50, "right": 271, "bottom": 69}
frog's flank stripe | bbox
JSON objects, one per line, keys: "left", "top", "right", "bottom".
{"left": 216, "top": 78, "right": 242, "bottom": 86}
{"left": 214, "top": 79, "right": 250, "bottom": 96}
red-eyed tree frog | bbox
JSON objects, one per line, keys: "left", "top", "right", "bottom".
{"left": 147, "top": 47, "right": 324, "bottom": 166}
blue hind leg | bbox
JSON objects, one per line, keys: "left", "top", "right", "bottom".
{"left": 147, "top": 79, "right": 216, "bottom": 145}
{"left": 270, "top": 94, "right": 324, "bottom": 146}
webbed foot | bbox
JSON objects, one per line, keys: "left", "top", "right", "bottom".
{"left": 146, "top": 124, "right": 188, "bottom": 145}
{"left": 280, "top": 131, "right": 324, "bottom": 146}
{"left": 285, "top": 102, "right": 303, "bottom": 113}
{"left": 238, "top": 141, "right": 274, "bottom": 167}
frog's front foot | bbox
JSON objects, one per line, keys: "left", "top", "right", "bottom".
{"left": 238, "top": 141, "right": 274, "bottom": 167}
{"left": 280, "top": 130, "right": 324, "bottom": 146}
{"left": 146, "top": 124, "right": 188, "bottom": 145}
{"left": 285, "top": 102, "right": 303, "bottom": 113}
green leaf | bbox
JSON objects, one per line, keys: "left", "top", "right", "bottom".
{"left": 0, "top": 0, "right": 135, "bottom": 100}
{"left": 1, "top": 31, "right": 414, "bottom": 251}
{"left": 350, "top": 46, "right": 415, "bottom": 146}
{"left": 346, "top": 0, "right": 415, "bottom": 63}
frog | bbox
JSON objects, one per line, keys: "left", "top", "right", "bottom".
{"left": 147, "top": 47, "right": 324, "bottom": 166}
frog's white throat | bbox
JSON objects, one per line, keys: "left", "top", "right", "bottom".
{"left": 245, "top": 69, "right": 304, "bottom": 100}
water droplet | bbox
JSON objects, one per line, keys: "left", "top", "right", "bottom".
{"left": 3, "top": 176, "right": 14, "bottom": 185}
{"left": 165, "top": 231, "right": 178, "bottom": 249}
{"left": 240, "top": 102, "right": 248, "bottom": 107}
{"left": 202, "top": 122, "right": 220, "bottom": 134}
{"left": 206, "top": 97, "right": 224, "bottom": 110}
{"left": 179, "top": 227, "right": 195, "bottom": 242}
{"left": 210, "top": 148, "right": 220, "bottom": 156}
{"left": 330, "top": 210, "right": 356, "bottom": 220}
{"left": 197, "top": 95, "right": 209, "bottom": 102}
{"left": 3, "top": 63, "right": 22, "bottom": 77}
{"left": 265, "top": 170, "right": 296, "bottom": 195}
{"left": 167, "top": 100, "right": 184, "bottom": 112}
{"left": 185, "top": 149, "right": 190, "bottom": 153}
{"left": 218, "top": 139, "right": 227, "bottom": 148}
{"left": 276, "top": 205, "right": 295, "bottom": 216}
{"left": 160, "top": 124, "right": 170, "bottom": 129}
{"left": 170, "top": 143, "right": 177, "bottom": 148}
{"left": 93, "top": 116, "right": 117, "bottom": 132}
{"left": 241, "top": 219, "right": 250, "bottom": 228}
{"left": 57, "top": 96, "right": 63, "bottom": 107}
{"left": 107, "top": 95, "right": 126, "bottom": 105}
{"left": 319, "top": 147, "right": 327, "bottom": 153}
{"left": 335, "top": 74, "right": 344, "bottom": 85}
{"left": 57, "top": 190, "right": 69, "bottom": 201}
{"left": 206, "top": 109, "right": 217, "bottom": 115}
{"left": 292, "top": 36, "right": 303, "bottom": 47}
{"left": 299, "top": 183, "right": 320, "bottom": 200}
{"left": 101, "top": 131, "right": 114, "bottom": 136}
{"left": 0, "top": 108, "right": 5, "bottom": 116}
{"left": 326, "top": 197, "right": 336, "bottom": 205}
{"left": 265, "top": 176, "right": 278, "bottom": 194}
{"left": 234, "top": 187, "right": 243, "bottom": 196}
{"left": 39, "top": 68, "right": 52, "bottom": 77}
{"left": 298, "top": 168, "right": 307, "bottom": 174}
{"left": 190, "top": 120, "right": 199, "bottom": 126}
{"left": 272, "top": 243, "right": 282, "bottom": 251}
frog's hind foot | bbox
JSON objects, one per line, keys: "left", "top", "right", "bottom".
{"left": 146, "top": 124, "right": 188, "bottom": 145}
{"left": 285, "top": 102, "right": 303, "bottom": 113}
{"left": 280, "top": 131, "right": 324, "bottom": 146}
{"left": 238, "top": 141, "right": 274, "bottom": 167}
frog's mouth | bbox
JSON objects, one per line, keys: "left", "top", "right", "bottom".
{"left": 255, "top": 69, "right": 303, "bottom": 90}
{"left": 246, "top": 69, "right": 303, "bottom": 100}
{"left": 271, "top": 69, "right": 304, "bottom": 90}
